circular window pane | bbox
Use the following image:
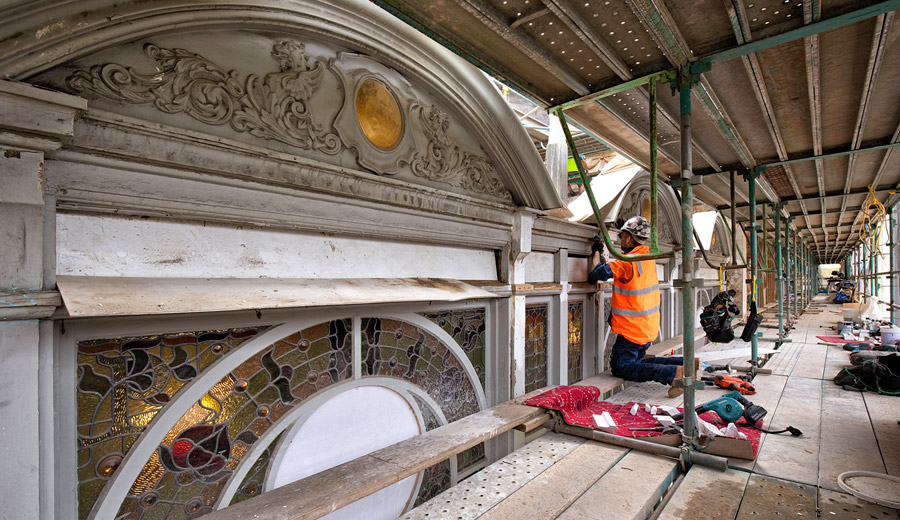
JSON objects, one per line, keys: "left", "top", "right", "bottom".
{"left": 355, "top": 79, "right": 403, "bottom": 150}
{"left": 273, "top": 386, "right": 421, "bottom": 519}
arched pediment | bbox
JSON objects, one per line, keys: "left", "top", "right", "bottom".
{"left": 606, "top": 171, "right": 681, "bottom": 248}
{"left": 3, "top": 0, "right": 563, "bottom": 210}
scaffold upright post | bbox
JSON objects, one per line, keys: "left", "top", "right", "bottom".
{"left": 677, "top": 71, "right": 698, "bottom": 450}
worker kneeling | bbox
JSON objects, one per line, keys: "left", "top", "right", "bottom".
{"left": 589, "top": 216, "right": 687, "bottom": 398}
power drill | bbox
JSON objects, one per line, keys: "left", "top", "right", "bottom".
{"left": 669, "top": 391, "right": 767, "bottom": 426}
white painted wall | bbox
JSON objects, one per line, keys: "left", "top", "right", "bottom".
{"left": 568, "top": 256, "right": 588, "bottom": 283}
{"left": 523, "top": 252, "right": 555, "bottom": 283}
{"left": 57, "top": 213, "right": 498, "bottom": 280}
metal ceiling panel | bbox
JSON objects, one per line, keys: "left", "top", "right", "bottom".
{"left": 821, "top": 156, "right": 850, "bottom": 193}
{"left": 819, "top": 20, "right": 877, "bottom": 150}
{"left": 663, "top": 0, "right": 739, "bottom": 57}
{"left": 755, "top": 42, "right": 813, "bottom": 156}
{"left": 861, "top": 19, "right": 900, "bottom": 142}
{"left": 702, "top": 59, "right": 779, "bottom": 164}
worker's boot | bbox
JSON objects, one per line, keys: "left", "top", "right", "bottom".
{"left": 667, "top": 358, "right": 700, "bottom": 398}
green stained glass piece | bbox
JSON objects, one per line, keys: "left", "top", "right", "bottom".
{"left": 173, "top": 479, "right": 205, "bottom": 503}
{"left": 291, "top": 363, "right": 310, "bottom": 388}
{"left": 380, "top": 334, "right": 397, "bottom": 348}
{"left": 78, "top": 462, "right": 97, "bottom": 482}
{"left": 155, "top": 469, "right": 180, "bottom": 501}
{"left": 93, "top": 393, "right": 113, "bottom": 424}
{"left": 78, "top": 479, "right": 107, "bottom": 520}
{"left": 143, "top": 502, "right": 175, "bottom": 520}
{"left": 255, "top": 386, "right": 280, "bottom": 406}
{"left": 123, "top": 434, "right": 139, "bottom": 453}
{"left": 78, "top": 394, "right": 100, "bottom": 425}
{"left": 307, "top": 338, "right": 330, "bottom": 358}
{"left": 277, "top": 349, "right": 303, "bottom": 369}
{"left": 248, "top": 370, "right": 269, "bottom": 396}
{"left": 228, "top": 403, "right": 257, "bottom": 438}
{"left": 308, "top": 354, "right": 328, "bottom": 373}
{"left": 198, "top": 348, "right": 216, "bottom": 370}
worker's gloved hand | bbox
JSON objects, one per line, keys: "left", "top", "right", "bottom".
{"left": 591, "top": 235, "right": 605, "bottom": 255}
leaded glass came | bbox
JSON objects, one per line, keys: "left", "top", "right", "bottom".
{"left": 525, "top": 304, "right": 548, "bottom": 393}
{"left": 112, "top": 319, "right": 352, "bottom": 519}
{"left": 75, "top": 327, "right": 266, "bottom": 520}
{"left": 420, "top": 309, "right": 486, "bottom": 388}
{"left": 568, "top": 301, "right": 584, "bottom": 383}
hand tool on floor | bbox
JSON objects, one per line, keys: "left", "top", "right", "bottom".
{"left": 701, "top": 374, "right": 756, "bottom": 395}
{"left": 704, "top": 363, "right": 734, "bottom": 374}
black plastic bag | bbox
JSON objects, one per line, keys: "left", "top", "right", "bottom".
{"left": 740, "top": 300, "right": 763, "bottom": 342}
{"left": 700, "top": 290, "right": 739, "bottom": 344}
{"left": 834, "top": 354, "right": 900, "bottom": 395}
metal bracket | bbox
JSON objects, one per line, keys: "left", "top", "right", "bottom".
{"left": 672, "top": 60, "right": 711, "bottom": 95}
{"left": 673, "top": 279, "right": 704, "bottom": 288}
{"left": 669, "top": 177, "right": 703, "bottom": 188}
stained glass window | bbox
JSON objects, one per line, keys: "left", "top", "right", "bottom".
{"left": 603, "top": 294, "right": 615, "bottom": 372}
{"left": 411, "top": 395, "right": 451, "bottom": 506}
{"left": 78, "top": 312, "right": 484, "bottom": 519}
{"left": 111, "top": 319, "right": 352, "bottom": 519}
{"left": 525, "top": 304, "right": 548, "bottom": 393}
{"left": 229, "top": 432, "right": 284, "bottom": 505}
{"left": 75, "top": 327, "right": 266, "bottom": 520}
{"left": 361, "top": 317, "right": 479, "bottom": 423}
{"left": 568, "top": 301, "right": 584, "bottom": 384}
{"left": 420, "top": 309, "right": 486, "bottom": 388}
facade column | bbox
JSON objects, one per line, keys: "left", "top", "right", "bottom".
{"left": 0, "top": 80, "right": 85, "bottom": 520}
{"left": 554, "top": 248, "right": 569, "bottom": 385}
{"left": 505, "top": 209, "right": 535, "bottom": 398}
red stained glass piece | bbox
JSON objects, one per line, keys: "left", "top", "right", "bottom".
{"left": 172, "top": 439, "right": 193, "bottom": 467}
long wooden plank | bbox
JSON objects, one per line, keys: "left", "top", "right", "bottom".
{"left": 764, "top": 341, "right": 802, "bottom": 376}
{"left": 735, "top": 475, "right": 817, "bottom": 519}
{"left": 789, "top": 343, "right": 828, "bottom": 379}
{"left": 863, "top": 391, "right": 900, "bottom": 476}
{"left": 646, "top": 328, "right": 707, "bottom": 357}
{"left": 752, "top": 377, "right": 823, "bottom": 485}
{"left": 574, "top": 373, "right": 625, "bottom": 394}
{"left": 819, "top": 383, "right": 886, "bottom": 491}
{"left": 205, "top": 401, "right": 544, "bottom": 520}
{"left": 403, "top": 432, "right": 587, "bottom": 520}
{"left": 475, "top": 441, "right": 628, "bottom": 520}
{"left": 557, "top": 450, "right": 679, "bottom": 520}
{"left": 656, "top": 465, "right": 750, "bottom": 520}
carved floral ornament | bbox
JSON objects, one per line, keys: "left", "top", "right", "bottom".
{"left": 64, "top": 40, "right": 511, "bottom": 201}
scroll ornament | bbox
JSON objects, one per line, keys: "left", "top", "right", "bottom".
{"left": 66, "top": 41, "right": 341, "bottom": 154}
{"left": 411, "top": 104, "right": 511, "bottom": 201}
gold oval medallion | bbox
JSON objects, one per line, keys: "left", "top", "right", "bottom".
{"left": 355, "top": 78, "right": 402, "bottom": 150}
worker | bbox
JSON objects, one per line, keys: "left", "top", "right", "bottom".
{"left": 589, "top": 216, "right": 687, "bottom": 397}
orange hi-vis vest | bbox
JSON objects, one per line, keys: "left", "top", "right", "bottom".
{"left": 609, "top": 244, "right": 660, "bottom": 344}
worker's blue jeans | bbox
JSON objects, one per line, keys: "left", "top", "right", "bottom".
{"left": 610, "top": 334, "right": 683, "bottom": 385}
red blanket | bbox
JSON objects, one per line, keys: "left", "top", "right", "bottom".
{"left": 524, "top": 385, "right": 761, "bottom": 457}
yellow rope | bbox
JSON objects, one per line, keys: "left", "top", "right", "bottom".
{"left": 858, "top": 184, "right": 886, "bottom": 258}
{"left": 718, "top": 266, "right": 724, "bottom": 292}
